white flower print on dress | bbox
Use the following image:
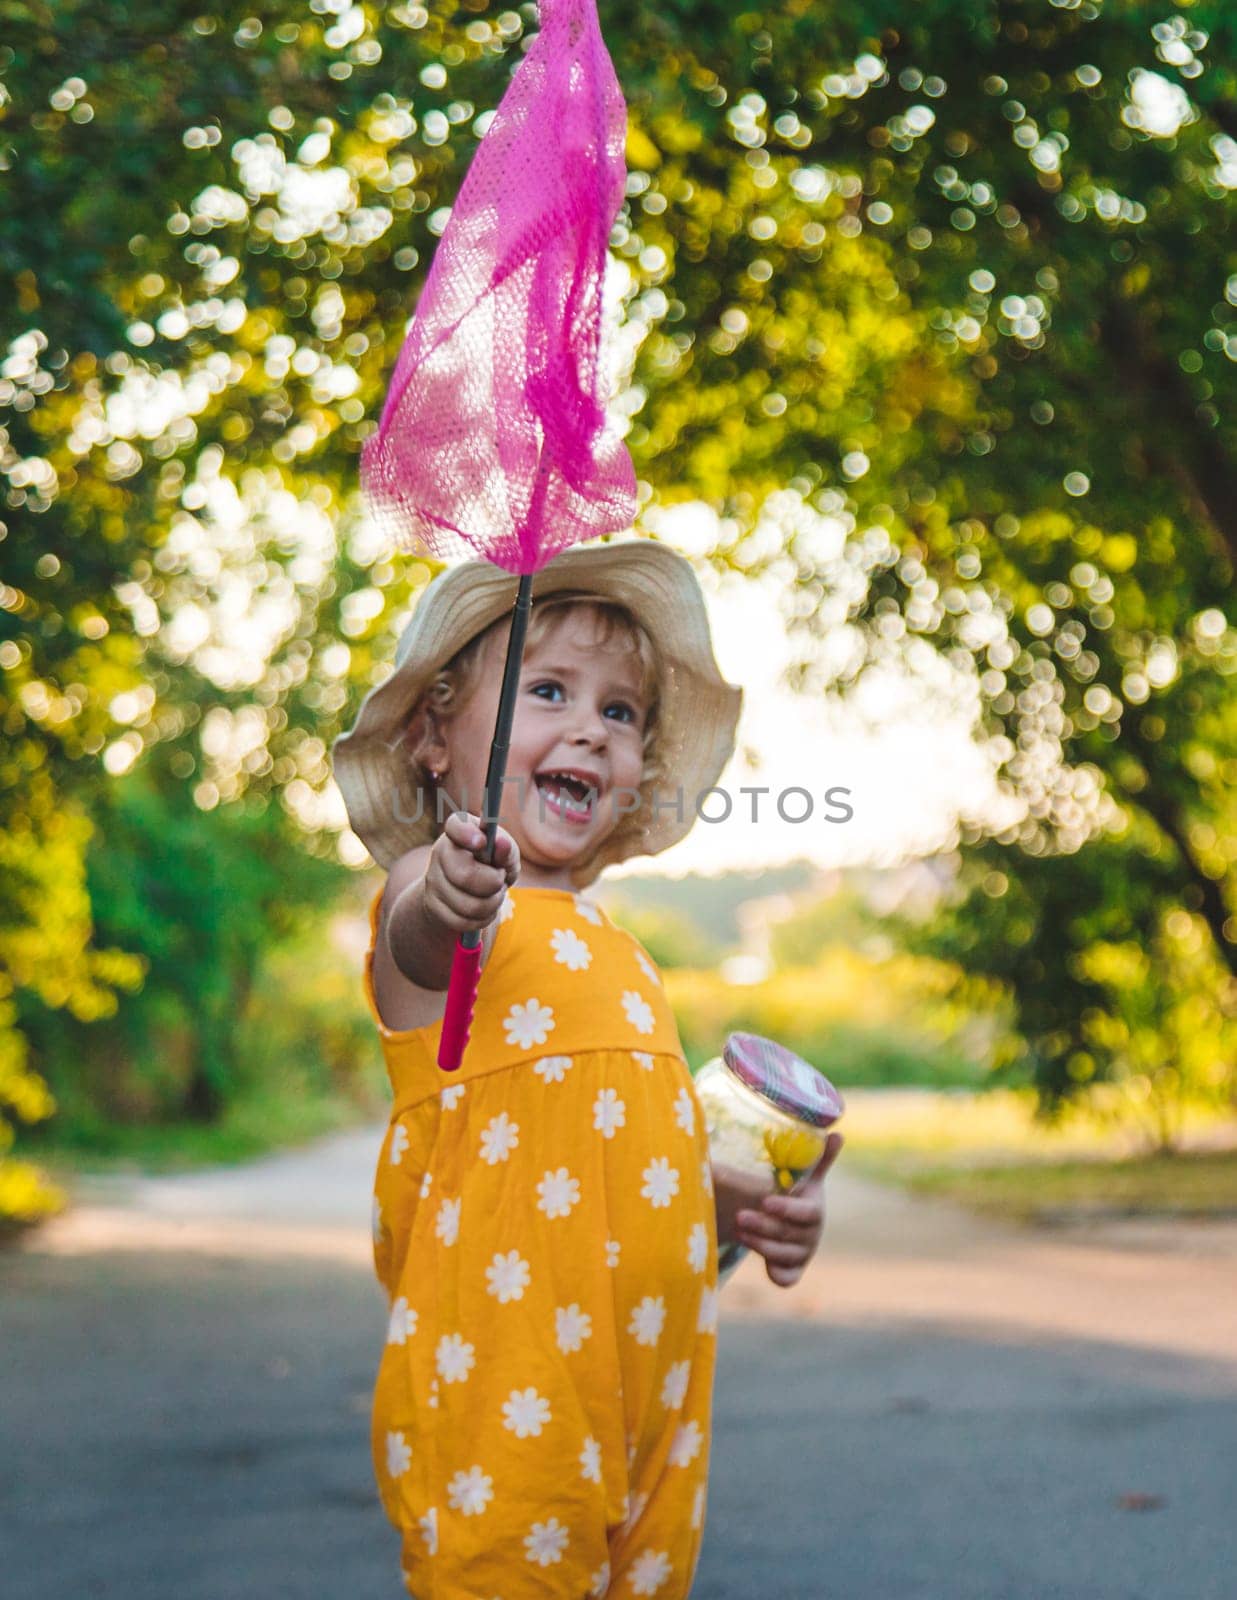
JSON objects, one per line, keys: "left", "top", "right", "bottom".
{"left": 389, "top": 1122, "right": 409, "bottom": 1165}
{"left": 386, "top": 1430, "right": 411, "bottom": 1478}
{"left": 428, "top": 1378, "right": 439, "bottom": 1409}
{"left": 524, "top": 1517, "right": 569, "bottom": 1566}
{"left": 669, "top": 1420, "right": 703, "bottom": 1468}
{"left": 550, "top": 926, "right": 592, "bottom": 971}
{"left": 700, "top": 1157, "right": 713, "bottom": 1198}
{"left": 660, "top": 1360, "right": 691, "bottom": 1410}
{"left": 371, "top": 1196, "right": 384, "bottom": 1246}
{"left": 435, "top": 1196, "right": 460, "bottom": 1247}
{"left": 628, "top": 1295, "right": 666, "bottom": 1347}
{"left": 673, "top": 1086, "right": 696, "bottom": 1136}
{"left": 692, "top": 1485, "right": 706, "bottom": 1529}
{"left": 621, "top": 989, "right": 656, "bottom": 1035}
{"left": 485, "top": 1249, "right": 531, "bottom": 1304}
{"left": 503, "top": 997, "right": 555, "bottom": 1049}
{"left": 536, "top": 1167, "right": 580, "bottom": 1219}
{"left": 419, "top": 1170, "right": 433, "bottom": 1199}
{"left": 386, "top": 1296, "right": 417, "bottom": 1345}
{"left": 447, "top": 1465, "right": 493, "bottom": 1517}
{"left": 533, "top": 1054, "right": 573, "bottom": 1083}
{"left": 592, "top": 1087, "right": 626, "bottom": 1139}
{"left": 605, "top": 1238, "right": 621, "bottom": 1269}
{"left": 641, "top": 1157, "right": 679, "bottom": 1209}
{"left": 630, "top": 1550, "right": 673, "bottom": 1596}
{"left": 440, "top": 1083, "right": 465, "bottom": 1110}
{"left": 419, "top": 1507, "right": 438, "bottom": 1555}
{"left": 632, "top": 1051, "right": 655, "bottom": 1072}
{"left": 436, "top": 1333, "right": 476, "bottom": 1384}
{"left": 498, "top": 893, "right": 515, "bottom": 924}
{"left": 503, "top": 1387, "right": 551, "bottom": 1438}
{"left": 687, "top": 1222, "right": 710, "bottom": 1275}
{"left": 697, "top": 1286, "right": 719, "bottom": 1334}
{"left": 635, "top": 949, "right": 661, "bottom": 987}
{"left": 579, "top": 1435, "right": 602, "bottom": 1484}
{"left": 589, "top": 1558, "right": 611, "bottom": 1597}
{"left": 573, "top": 895, "right": 603, "bottom": 925}
{"left": 555, "top": 1303, "right": 593, "bottom": 1353}
{"left": 479, "top": 1111, "right": 520, "bottom": 1166}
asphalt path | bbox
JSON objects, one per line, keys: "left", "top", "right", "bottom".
{"left": 4, "top": 1124, "right": 1235, "bottom": 1600}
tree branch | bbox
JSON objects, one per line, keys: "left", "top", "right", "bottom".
{"left": 1100, "top": 299, "right": 1237, "bottom": 571}
{"left": 1116, "top": 721, "right": 1237, "bottom": 982}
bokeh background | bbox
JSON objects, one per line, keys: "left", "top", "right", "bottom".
{"left": 2, "top": 5, "right": 1235, "bottom": 1597}
{"left": 3, "top": 0, "right": 1235, "bottom": 1219}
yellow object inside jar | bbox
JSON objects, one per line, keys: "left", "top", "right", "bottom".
{"left": 764, "top": 1126, "right": 826, "bottom": 1177}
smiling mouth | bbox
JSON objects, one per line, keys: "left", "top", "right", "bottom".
{"left": 534, "top": 772, "right": 602, "bottom": 823}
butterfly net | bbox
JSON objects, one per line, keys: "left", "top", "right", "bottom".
{"left": 360, "top": 0, "right": 637, "bottom": 574}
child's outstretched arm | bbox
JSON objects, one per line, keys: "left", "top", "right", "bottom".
{"left": 386, "top": 810, "right": 520, "bottom": 990}
{"left": 719, "top": 1133, "right": 845, "bottom": 1289}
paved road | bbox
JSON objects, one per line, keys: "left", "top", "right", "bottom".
{"left": 4, "top": 1125, "right": 1235, "bottom": 1600}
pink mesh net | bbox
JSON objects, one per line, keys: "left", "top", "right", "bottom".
{"left": 360, "top": 0, "right": 637, "bottom": 574}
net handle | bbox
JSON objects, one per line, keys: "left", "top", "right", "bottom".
{"left": 438, "top": 572, "right": 535, "bottom": 1071}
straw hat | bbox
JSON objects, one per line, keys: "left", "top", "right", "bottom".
{"left": 331, "top": 538, "right": 743, "bottom": 887}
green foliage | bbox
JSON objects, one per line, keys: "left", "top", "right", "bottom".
{"left": 606, "top": 899, "right": 727, "bottom": 968}
{"left": 599, "top": 861, "right": 817, "bottom": 949}
{"left": 611, "top": 0, "right": 1237, "bottom": 1126}
{"left": 0, "top": 776, "right": 144, "bottom": 1222}
{"left": 1, "top": 1, "right": 1235, "bottom": 1196}
{"left": 902, "top": 825, "right": 1237, "bottom": 1144}
{"left": 667, "top": 947, "right": 999, "bottom": 1088}
{"left": 233, "top": 887, "right": 388, "bottom": 1117}
{"left": 18, "top": 766, "right": 351, "bottom": 1129}
{"left": 768, "top": 887, "right": 895, "bottom": 969}
{"left": 35, "top": 1072, "right": 381, "bottom": 1173}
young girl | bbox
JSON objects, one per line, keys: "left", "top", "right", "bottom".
{"left": 331, "top": 539, "right": 842, "bottom": 1599}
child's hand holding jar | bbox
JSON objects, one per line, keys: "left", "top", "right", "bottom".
{"left": 696, "top": 1032, "right": 845, "bottom": 1286}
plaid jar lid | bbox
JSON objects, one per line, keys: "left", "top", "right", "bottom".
{"left": 722, "top": 1032, "right": 844, "bottom": 1129}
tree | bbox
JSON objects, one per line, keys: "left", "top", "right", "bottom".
{"left": 902, "top": 827, "right": 1237, "bottom": 1147}
{"left": 0, "top": 764, "right": 147, "bottom": 1219}
{"left": 1, "top": 2, "right": 1233, "bottom": 1157}
{"left": 18, "top": 767, "right": 348, "bottom": 1126}
{"left": 615, "top": 1, "right": 1237, "bottom": 1115}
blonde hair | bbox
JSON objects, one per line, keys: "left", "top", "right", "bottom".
{"left": 407, "top": 592, "right": 665, "bottom": 858}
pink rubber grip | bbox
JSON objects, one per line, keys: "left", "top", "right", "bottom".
{"left": 438, "top": 937, "right": 482, "bottom": 1072}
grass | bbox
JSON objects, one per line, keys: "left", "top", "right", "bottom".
{"left": 16, "top": 1006, "right": 1237, "bottom": 1233}
{"left": 842, "top": 1087, "right": 1237, "bottom": 1222}
{"left": 681, "top": 1022, "right": 989, "bottom": 1090}
{"left": 29, "top": 1072, "right": 387, "bottom": 1183}
{"left": 884, "top": 1150, "right": 1237, "bottom": 1221}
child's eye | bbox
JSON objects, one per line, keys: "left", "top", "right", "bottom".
{"left": 529, "top": 681, "right": 640, "bottom": 726}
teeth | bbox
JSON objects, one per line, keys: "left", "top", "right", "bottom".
{"left": 537, "top": 773, "right": 596, "bottom": 816}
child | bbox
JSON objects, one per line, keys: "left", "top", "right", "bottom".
{"left": 332, "top": 539, "right": 843, "bottom": 1599}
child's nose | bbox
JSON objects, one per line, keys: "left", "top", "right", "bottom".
{"left": 570, "top": 704, "right": 609, "bottom": 746}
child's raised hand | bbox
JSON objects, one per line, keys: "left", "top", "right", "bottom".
{"left": 732, "top": 1132, "right": 844, "bottom": 1289}
{"left": 423, "top": 810, "right": 521, "bottom": 934}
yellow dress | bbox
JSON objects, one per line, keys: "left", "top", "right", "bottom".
{"left": 365, "top": 883, "right": 719, "bottom": 1600}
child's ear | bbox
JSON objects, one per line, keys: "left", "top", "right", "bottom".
{"left": 404, "top": 700, "right": 449, "bottom": 774}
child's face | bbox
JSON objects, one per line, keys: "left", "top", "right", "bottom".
{"left": 434, "top": 606, "right": 650, "bottom": 886}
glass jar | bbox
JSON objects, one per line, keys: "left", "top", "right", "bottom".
{"left": 695, "top": 1032, "right": 843, "bottom": 1284}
